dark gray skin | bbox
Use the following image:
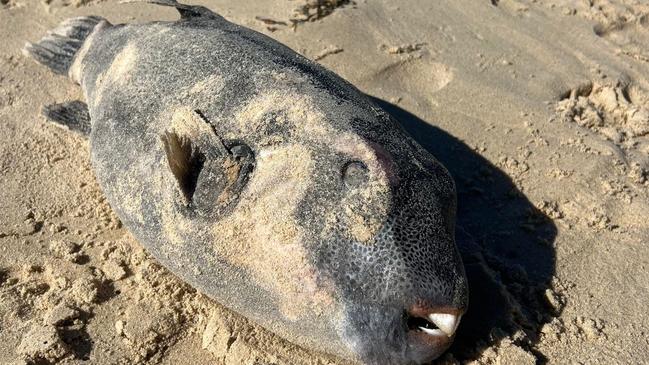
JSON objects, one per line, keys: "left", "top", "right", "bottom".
{"left": 25, "top": 2, "right": 468, "bottom": 364}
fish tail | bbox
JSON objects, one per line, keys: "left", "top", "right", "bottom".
{"left": 23, "top": 16, "right": 108, "bottom": 79}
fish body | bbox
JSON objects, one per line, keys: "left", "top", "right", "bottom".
{"left": 24, "top": 2, "right": 469, "bottom": 364}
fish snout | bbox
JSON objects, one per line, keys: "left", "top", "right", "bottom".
{"left": 340, "top": 301, "right": 466, "bottom": 364}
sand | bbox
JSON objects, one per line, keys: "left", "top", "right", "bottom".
{"left": 1, "top": 0, "right": 649, "bottom": 364}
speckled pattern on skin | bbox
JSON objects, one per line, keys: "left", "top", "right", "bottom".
{"left": 23, "top": 1, "right": 468, "bottom": 364}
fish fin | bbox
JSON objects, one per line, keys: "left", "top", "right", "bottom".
{"left": 23, "top": 16, "right": 108, "bottom": 77}
{"left": 161, "top": 109, "right": 255, "bottom": 213}
{"left": 43, "top": 101, "right": 92, "bottom": 137}
{"left": 161, "top": 130, "right": 205, "bottom": 203}
{"left": 120, "top": 0, "right": 223, "bottom": 20}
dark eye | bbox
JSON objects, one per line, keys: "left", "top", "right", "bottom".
{"left": 342, "top": 161, "right": 369, "bottom": 187}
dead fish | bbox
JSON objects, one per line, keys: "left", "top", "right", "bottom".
{"left": 23, "top": 1, "right": 468, "bottom": 363}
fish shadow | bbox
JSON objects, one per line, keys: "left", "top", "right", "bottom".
{"left": 371, "top": 97, "right": 558, "bottom": 363}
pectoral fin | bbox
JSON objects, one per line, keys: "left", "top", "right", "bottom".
{"left": 161, "top": 130, "right": 205, "bottom": 203}
{"left": 161, "top": 109, "right": 255, "bottom": 216}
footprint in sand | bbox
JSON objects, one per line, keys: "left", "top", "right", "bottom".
{"left": 367, "top": 58, "right": 454, "bottom": 104}
{"left": 588, "top": 2, "right": 649, "bottom": 62}
{"left": 556, "top": 79, "right": 649, "bottom": 181}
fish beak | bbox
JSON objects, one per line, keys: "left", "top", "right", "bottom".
{"left": 406, "top": 304, "right": 465, "bottom": 339}
{"left": 428, "top": 313, "right": 461, "bottom": 337}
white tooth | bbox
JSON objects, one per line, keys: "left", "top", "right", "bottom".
{"left": 418, "top": 327, "right": 446, "bottom": 337}
{"left": 428, "top": 313, "right": 460, "bottom": 336}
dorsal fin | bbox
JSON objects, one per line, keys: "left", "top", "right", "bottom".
{"left": 120, "top": 0, "right": 223, "bottom": 20}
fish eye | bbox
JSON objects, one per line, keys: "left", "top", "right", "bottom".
{"left": 342, "top": 161, "right": 369, "bottom": 186}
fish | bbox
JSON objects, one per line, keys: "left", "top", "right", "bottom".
{"left": 23, "top": 1, "right": 469, "bottom": 363}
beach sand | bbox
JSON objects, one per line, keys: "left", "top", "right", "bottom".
{"left": 1, "top": 0, "right": 648, "bottom": 364}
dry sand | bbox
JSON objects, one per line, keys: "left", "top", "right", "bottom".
{"left": 1, "top": 0, "right": 649, "bottom": 364}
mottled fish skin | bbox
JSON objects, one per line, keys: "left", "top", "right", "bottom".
{"left": 30, "top": 3, "right": 468, "bottom": 364}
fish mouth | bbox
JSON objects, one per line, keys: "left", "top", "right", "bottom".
{"left": 403, "top": 305, "right": 464, "bottom": 362}
{"left": 406, "top": 310, "right": 462, "bottom": 338}
{"left": 338, "top": 303, "right": 464, "bottom": 364}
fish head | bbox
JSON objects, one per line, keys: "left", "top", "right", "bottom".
{"left": 291, "top": 108, "right": 469, "bottom": 364}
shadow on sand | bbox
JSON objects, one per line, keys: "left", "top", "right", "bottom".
{"left": 371, "top": 97, "right": 558, "bottom": 363}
